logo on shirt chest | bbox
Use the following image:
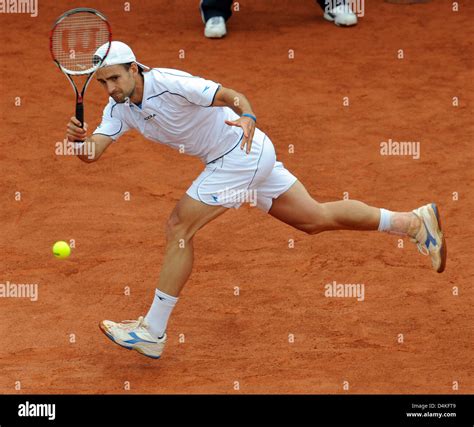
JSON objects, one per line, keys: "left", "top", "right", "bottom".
{"left": 144, "top": 113, "right": 156, "bottom": 121}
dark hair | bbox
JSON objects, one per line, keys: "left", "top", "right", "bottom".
{"left": 122, "top": 62, "right": 144, "bottom": 76}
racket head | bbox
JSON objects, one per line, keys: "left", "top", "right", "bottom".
{"left": 50, "top": 8, "right": 112, "bottom": 76}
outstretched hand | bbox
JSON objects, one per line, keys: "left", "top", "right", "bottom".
{"left": 225, "top": 116, "right": 256, "bottom": 154}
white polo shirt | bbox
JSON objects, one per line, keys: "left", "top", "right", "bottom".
{"left": 93, "top": 68, "right": 244, "bottom": 163}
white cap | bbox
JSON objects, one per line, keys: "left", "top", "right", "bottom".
{"left": 94, "top": 41, "right": 150, "bottom": 70}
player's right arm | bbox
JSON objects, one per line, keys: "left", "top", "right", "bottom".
{"left": 67, "top": 116, "right": 113, "bottom": 163}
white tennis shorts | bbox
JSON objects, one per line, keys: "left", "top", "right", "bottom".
{"left": 186, "top": 128, "right": 297, "bottom": 212}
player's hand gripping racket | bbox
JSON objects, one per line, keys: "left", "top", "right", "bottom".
{"left": 50, "top": 8, "right": 112, "bottom": 140}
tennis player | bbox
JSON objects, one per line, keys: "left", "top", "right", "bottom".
{"left": 66, "top": 42, "right": 446, "bottom": 359}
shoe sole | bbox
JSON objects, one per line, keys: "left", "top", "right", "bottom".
{"left": 205, "top": 32, "right": 226, "bottom": 38}
{"left": 431, "top": 203, "right": 447, "bottom": 273}
{"left": 323, "top": 13, "right": 358, "bottom": 26}
{"left": 99, "top": 322, "right": 161, "bottom": 359}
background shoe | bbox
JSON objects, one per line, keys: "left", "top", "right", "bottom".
{"left": 99, "top": 316, "right": 167, "bottom": 359}
{"left": 411, "top": 203, "right": 447, "bottom": 273}
{"left": 324, "top": 4, "right": 358, "bottom": 26}
{"left": 205, "top": 16, "right": 227, "bottom": 38}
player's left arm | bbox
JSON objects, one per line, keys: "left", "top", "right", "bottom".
{"left": 212, "top": 86, "right": 257, "bottom": 154}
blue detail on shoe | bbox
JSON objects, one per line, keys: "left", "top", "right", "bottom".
{"left": 424, "top": 229, "right": 437, "bottom": 248}
{"left": 142, "top": 354, "right": 161, "bottom": 359}
{"left": 103, "top": 330, "right": 133, "bottom": 350}
{"left": 431, "top": 203, "right": 439, "bottom": 220}
{"left": 101, "top": 325, "right": 162, "bottom": 358}
{"left": 202, "top": 85, "right": 210, "bottom": 93}
{"left": 423, "top": 220, "right": 438, "bottom": 248}
{"left": 421, "top": 203, "right": 440, "bottom": 249}
{"left": 123, "top": 332, "right": 157, "bottom": 345}
{"left": 212, "top": 195, "right": 218, "bottom": 202}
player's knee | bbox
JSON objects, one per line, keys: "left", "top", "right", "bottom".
{"left": 165, "top": 215, "right": 194, "bottom": 244}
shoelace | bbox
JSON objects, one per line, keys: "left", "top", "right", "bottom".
{"left": 115, "top": 317, "right": 166, "bottom": 341}
{"left": 117, "top": 316, "right": 146, "bottom": 331}
{"left": 414, "top": 240, "right": 429, "bottom": 256}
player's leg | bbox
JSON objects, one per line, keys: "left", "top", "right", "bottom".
{"left": 157, "top": 194, "right": 228, "bottom": 297}
{"left": 268, "top": 180, "right": 446, "bottom": 272}
{"left": 100, "top": 195, "right": 227, "bottom": 358}
{"left": 269, "top": 180, "right": 419, "bottom": 236}
{"left": 142, "top": 194, "right": 227, "bottom": 337}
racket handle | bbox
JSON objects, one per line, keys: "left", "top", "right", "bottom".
{"left": 75, "top": 102, "right": 84, "bottom": 128}
{"left": 75, "top": 101, "right": 85, "bottom": 144}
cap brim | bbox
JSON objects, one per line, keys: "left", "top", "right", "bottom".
{"left": 136, "top": 62, "right": 151, "bottom": 71}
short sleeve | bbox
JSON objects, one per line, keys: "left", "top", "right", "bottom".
{"left": 93, "top": 102, "right": 130, "bottom": 141}
{"left": 158, "top": 70, "right": 220, "bottom": 107}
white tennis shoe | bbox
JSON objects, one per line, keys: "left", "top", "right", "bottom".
{"left": 324, "top": 4, "right": 358, "bottom": 27}
{"left": 204, "top": 16, "right": 227, "bottom": 38}
{"left": 99, "top": 316, "right": 166, "bottom": 359}
{"left": 411, "top": 203, "right": 447, "bottom": 273}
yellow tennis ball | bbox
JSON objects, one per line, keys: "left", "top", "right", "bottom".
{"left": 53, "top": 241, "right": 71, "bottom": 259}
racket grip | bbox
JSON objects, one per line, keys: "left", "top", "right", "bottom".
{"left": 75, "top": 102, "right": 84, "bottom": 128}
{"left": 75, "top": 101, "right": 85, "bottom": 144}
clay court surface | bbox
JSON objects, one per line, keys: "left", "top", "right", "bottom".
{"left": 0, "top": 0, "right": 472, "bottom": 394}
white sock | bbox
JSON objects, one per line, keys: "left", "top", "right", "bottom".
{"left": 144, "top": 289, "right": 178, "bottom": 339}
{"left": 378, "top": 208, "right": 393, "bottom": 232}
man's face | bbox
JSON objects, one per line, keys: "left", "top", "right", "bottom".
{"left": 96, "top": 64, "right": 136, "bottom": 103}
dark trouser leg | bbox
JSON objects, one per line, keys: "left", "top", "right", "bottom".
{"left": 316, "top": 0, "right": 327, "bottom": 10}
{"left": 316, "top": 0, "right": 348, "bottom": 12}
{"left": 200, "top": 0, "right": 233, "bottom": 22}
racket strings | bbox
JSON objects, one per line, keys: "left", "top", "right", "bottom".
{"left": 51, "top": 12, "right": 110, "bottom": 74}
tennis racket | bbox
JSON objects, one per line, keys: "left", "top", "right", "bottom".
{"left": 50, "top": 8, "right": 112, "bottom": 136}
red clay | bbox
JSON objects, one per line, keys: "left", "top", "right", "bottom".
{"left": 0, "top": 0, "right": 472, "bottom": 394}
